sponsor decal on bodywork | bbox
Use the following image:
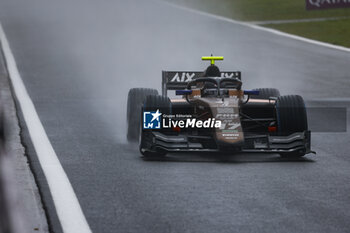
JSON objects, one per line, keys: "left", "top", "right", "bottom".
{"left": 306, "top": 0, "right": 350, "bottom": 10}
{"left": 169, "top": 72, "right": 240, "bottom": 82}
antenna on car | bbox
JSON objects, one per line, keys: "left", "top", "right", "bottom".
{"left": 202, "top": 55, "right": 224, "bottom": 65}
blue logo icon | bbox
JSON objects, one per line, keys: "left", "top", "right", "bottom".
{"left": 143, "top": 109, "right": 162, "bottom": 129}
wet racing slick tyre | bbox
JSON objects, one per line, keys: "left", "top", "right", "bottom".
{"left": 127, "top": 88, "right": 158, "bottom": 141}
{"left": 139, "top": 95, "right": 172, "bottom": 158}
{"left": 253, "top": 88, "right": 280, "bottom": 99}
{"left": 276, "top": 95, "right": 308, "bottom": 158}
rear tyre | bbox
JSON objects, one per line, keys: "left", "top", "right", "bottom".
{"left": 127, "top": 88, "right": 158, "bottom": 141}
{"left": 276, "top": 95, "right": 308, "bottom": 158}
{"left": 139, "top": 95, "right": 172, "bottom": 158}
{"left": 253, "top": 88, "right": 280, "bottom": 99}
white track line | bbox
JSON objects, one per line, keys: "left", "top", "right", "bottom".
{"left": 0, "top": 23, "right": 92, "bottom": 233}
{"left": 161, "top": 1, "right": 350, "bottom": 53}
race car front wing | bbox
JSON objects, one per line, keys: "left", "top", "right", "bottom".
{"left": 147, "top": 131, "right": 313, "bottom": 154}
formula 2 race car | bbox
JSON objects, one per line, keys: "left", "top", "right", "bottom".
{"left": 127, "top": 56, "right": 313, "bottom": 158}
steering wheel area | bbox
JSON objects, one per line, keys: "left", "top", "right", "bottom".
{"left": 186, "top": 77, "right": 242, "bottom": 97}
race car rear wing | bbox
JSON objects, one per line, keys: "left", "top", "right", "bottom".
{"left": 162, "top": 71, "right": 241, "bottom": 96}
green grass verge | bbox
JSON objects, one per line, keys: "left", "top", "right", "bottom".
{"left": 265, "top": 19, "right": 350, "bottom": 48}
{"left": 167, "top": 0, "right": 350, "bottom": 47}
{"left": 170, "top": 0, "right": 350, "bottom": 21}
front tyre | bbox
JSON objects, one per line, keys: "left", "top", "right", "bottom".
{"left": 276, "top": 95, "right": 308, "bottom": 158}
{"left": 139, "top": 95, "right": 172, "bottom": 158}
{"left": 127, "top": 88, "right": 158, "bottom": 141}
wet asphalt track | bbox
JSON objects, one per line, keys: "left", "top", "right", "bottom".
{"left": 1, "top": 0, "right": 350, "bottom": 232}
